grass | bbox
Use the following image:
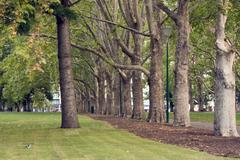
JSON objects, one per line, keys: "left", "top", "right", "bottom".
{"left": 0, "top": 112, "right": 238, "bottom": 160}
{"left": 190, "top": 112, "right": 240, "bottom": 125}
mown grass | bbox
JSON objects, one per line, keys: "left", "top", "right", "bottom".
{"left": 190, "top": 112, "right": 240, "bottom": 125}
{"left": 167, "top": 112, "right": 240, "bottom": 125}
{"left": 0, "top": 112, "right": 238, "bottom": 160}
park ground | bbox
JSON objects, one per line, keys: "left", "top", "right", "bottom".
{"left": 0, "top": 112, "right": 239, "bottom": 160}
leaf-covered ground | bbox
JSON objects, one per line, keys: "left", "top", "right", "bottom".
{"left": 0, "top": 112, "right": 237, "bottom": 160}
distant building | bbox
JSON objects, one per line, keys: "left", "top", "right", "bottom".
{"left": 50, "top": 91, "right": 61, "bottom": 112}
{"left": 144, "top": 99, "right": 149, "bottom": 112}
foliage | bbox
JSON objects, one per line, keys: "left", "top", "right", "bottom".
{"left": 0, "top": 0, "right": 240, "bottom": 110}
{"left": 31, "top": 89, "right": 51, "bottom": 109}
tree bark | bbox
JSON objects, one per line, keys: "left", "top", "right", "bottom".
{"left": 131, "top": 29, "right": 144, "bottom": 119}
{"left": 106, "top": 72, "right": 113, "bottom": 115}
{"left": 118, "top": 0, "right": 144, "bottom": 119}
{"left": 15, "top": 103, "right": 20, "bottom": 112}
{"left": 145, "top": 0, "right": 165, "bottom": 123}
{"left": 214, "top": 0, "right": 238, "bottom": 137}
{"left": 0, "top": 87, "right": 3, "bottom": 112}
{"left": 173, "top": 0, "right": 190, "bottom": 127}
{"left": 113, "top": 74, "right": 121, "bottom": 116}
{"left": 94, "top": 76, "right": 99, "bottom": 114}
{"left": 0, "top": 101, "right": 4, "bottom": 112}
{"left": 189, "top": 77, "right": 194, "bottom": 112}
{"left": 131, "top": 57, "right": 144, "bottom": 119}
{"left": 56, "top": 0, "right": 79, "bottom": 128}
{"left": 123, "top": 75, "right": 132, "bottom": 117}
{"left": 23, "top": 94, "right": 32, "bottom": 112}
{"left": 98, "top": 71, "right": 105, "bottom": 114}
{"left": 76, "top": 92, "right": 84, "bottom": 113}
{"left": 197, "top": 77, "right": 204, "bottom": 112}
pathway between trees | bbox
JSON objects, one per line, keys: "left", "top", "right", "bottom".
{"left": 191, "top": 122, "right": 240, "bottom": 133}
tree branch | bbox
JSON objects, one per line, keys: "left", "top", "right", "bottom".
{"left": 69, "top": 0, "right": 81, "bottom": 7}
{"left": 72, "top": 44, "right": 150, "bottom": 77}
{"left": 117, "top": 38, "right": 134, "bottom": 57}
{"left": 160, "top": 7, "right": 178, "bottom": 26}
{"left": 141, "top": 53, "right": 151, "bottom": 65}
{"left": 157, "top": 2, "right": 178, "bottom": 24}
{"left": 32, "top": 33, "right": 150, "bottom": 77}
{"left": 80, "top": 15, "right": 150, "bottom": 37}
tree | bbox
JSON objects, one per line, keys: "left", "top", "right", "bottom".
{"left": 214, "top": 0, "right": 238, "bottom": 137}
{"left": 158, "top": 0, "right": 191, "bottom": 127}
{"left": 55, "top": 0, "right": 80, "bottom": 128}
{"left": 145, "top": 0, "right": 165, "bottom": 123}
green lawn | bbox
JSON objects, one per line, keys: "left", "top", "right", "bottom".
{"left": 0, "top": 113, "right": 237, "bottom": 160}
{"left": 190, "top": 112, "right": 240, "bottom": 125}
{"left": 167, "top": 112, "right": 240, "bottom": 125}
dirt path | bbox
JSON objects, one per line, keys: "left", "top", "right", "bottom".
{"left": 191, "top": 121, "right": 240, "bottom": 133}
{"left": 91, "top": 115, "right": 240, "bottom": 158}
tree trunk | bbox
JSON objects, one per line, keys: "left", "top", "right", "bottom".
{"left": 131, "top": 35, "right": 144, "bottom": 119}
{"left": 131, "top": 57, "right": 144, "bottom": 119}
{"left": 189, "top": 77, "right": 194, "bottom": 112}
{"left": 123, "top": 76, "right": 132, "bottom": 117}
{"left": 56, "top": 0, "right": 79, "bottom": 128}
{"left": 106, "top": 73, "right": 113, "bottom": 115}
{"left": 173, "top": 0, "right": 190, "bottom": 127}
{"left": 76, "top": 91, "right": 85, "bottom": 113}
{"left": 15, "top": 103, "right": 20, "bottom": 112}
{"left": 118, "top": 0, "right": 144, "bottom": 120}
{"left": 0, "top": 101, "right": 4, "bottom": 112}
{"left": 98, "top": 72, "right": 105, "bottom": 114}
{"left": 113, "top": 74, "right": 120, "bottom": 116}
{"left": 0, "top": 87, "right": 3, "bottom": 112}
{"left": 145, "top": 0, "right": 165, "bottom": 123}
{"left": 197, "top": 77, "right": 204, "bottom": 112}
{"left": 23, "top": 95, "right": 32, "bottom": 112}
{"left": 214, "top": 0, "right": 238, "bottom": 137}
{"left": 23, "top": 100, "right": 27, "bottom": 112}
{"left": 94, "top": 77, "right": 99, "bottom": 114}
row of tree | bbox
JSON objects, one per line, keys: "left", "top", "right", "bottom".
{"left": 0, "top": 0, "right": 240, "bottom": 136}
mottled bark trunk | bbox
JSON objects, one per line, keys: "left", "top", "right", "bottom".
{"left": 98, "top": 73, "right": 105, "bottom": 114}
{"left": 214, "top": 0, "right": 238, "bottom": 137}
{"left": 106, "top": 73, "right": 113, "bottom": 115}
{"left": 131, "top": 33, "right": 144, "bottom": 119}
{"left": 0, "top": 101, "right": 4, "bottom": 112}
{"left": 173, "top": 0, "right": 190, "bottom": 127}
{"left": 23, "top": 100, "right": 27, "bottom": 112}
{"left": 123, "top": 77, "right": 131, "bottom": 117}
{"left": 23, "top": 95, "right": 32, "bottom": 112}
{"left": 75, "top": 91, "right": 81, "bottom": 113}
{"left": 145, "top": 0, "right": 165, "bottom": 123}
{"left": 94, "top": 77, "right": 99, "bottom": 114}
{"left": 56, "top": 0, "right": 79, "bottom": 128}
{"left": 86, "top": 88, "right": 91, "bottom": 113}
{"left": 27, "top": 102, "right": 32, "bottom": 112}
{"left": 113, "top": 74, "right": 121, "bottom": 116}
{"left": 0, "top": 87, "right": 3, "bottom": 112}
{"left": 15, "top": 103, "right": 20, "bottom": 112}
{"left": 197, "top": 78, "right": 204, "bottom": 112}
{"left": 118, "top": 0, "right": 144, "bottom": 119}
{"left": 131, "top": 56, "right": 144, "bottom": 119}
{"left": 79, "top": 94, "right": 84, "bottom": 113}
{"left": 189, "top": 77, "right": 194, "bottom": 112}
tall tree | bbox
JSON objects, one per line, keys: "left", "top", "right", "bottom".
{"left": 145, "top": 0, "right": 165, "bottom": 123}
{"left": 158, "top": 0, "right": 191, "bottom": 126}
{"left": 56, "top": 0, "right": 80, "bottom": 128}
{"left": 214, "top": 0, "right": 238, "bottom": 136}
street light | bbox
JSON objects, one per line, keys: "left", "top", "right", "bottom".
{"left": 162, "top": 26, "right": 172, "bottom": 123}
